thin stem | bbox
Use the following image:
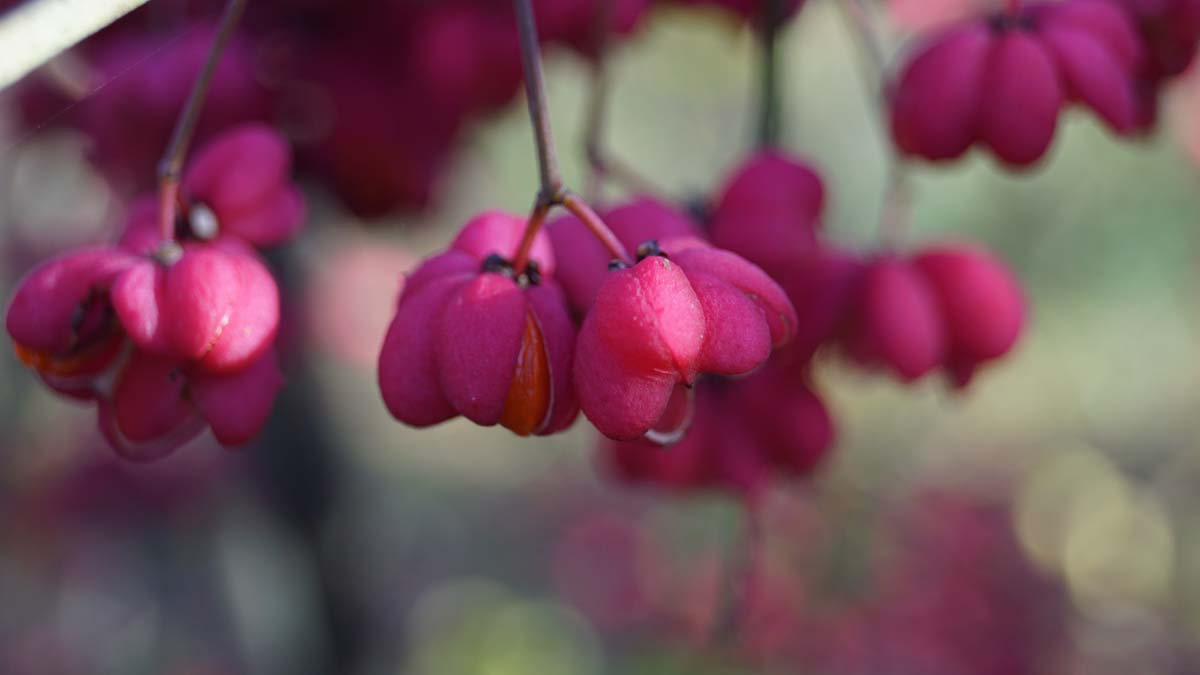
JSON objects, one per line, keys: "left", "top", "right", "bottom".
{"left": 587, "top": 143, "right": 666, "bottom": 200}
{"left": 757, "top": 0, "right": 784, "bottom": 147}
{"left": 838, "top": 0, "right": 888, "bottom": 101}
{"left": 582, "top": 58, "right": 666, "bottom": 200}
{"left": 509, "top": 0, "right": 630, "bottom": 274}
{"left": 837, "top": 0, "right": 915, "bottom": 248}
{"left": 581, "top": 0, "right": 664, "bottom": 201}
{"left": 156, "top": 0, "right": 248, "bottom": 241}
{"left": 878, "top": 164, "right": 913, "bottom": 247}
{"left": 513, "top": 0, "right": 564, "bottom": 202}
{"left": 511, "top": 199, "right": 552, "bottom": 275}
{"left": 509, "top": 191, "right": 633, "bottom": 274}
{"left": 583, "top": 0, "right": 614, "bottom": 203}
{"left": 562, "top": 192, "right": 633, "bottom": 265}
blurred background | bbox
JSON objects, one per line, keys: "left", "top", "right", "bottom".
{"left": 2, "top": 0, "right": 1200, "bottom": 673}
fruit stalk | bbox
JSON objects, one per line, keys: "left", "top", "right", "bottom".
{"left": 514, "top": 0, "right": 564, "bottom": 204}
{"left": 157, "top": 0, "right": 248, "bottom": 241}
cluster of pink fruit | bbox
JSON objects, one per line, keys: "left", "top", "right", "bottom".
{"left": 4, "top": 0, "right": 1196, "bottom": 485}
{"left": 376, "top": 148, "right": 1024, "bottom": 495}
{"left": 5, "top": 125, "right": 304, "bottom": 461}
{"left": 603, "top": 159, "right": 1023, "bottom": 495}
{"left": 892, "top": 0, "right": 1200, "bottom": 165}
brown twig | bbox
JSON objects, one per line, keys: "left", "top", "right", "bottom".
{"left": 562, "top": 192, "right": 631, "bottom": 264}
{"left": 156, "top": 0, "right": 248, "bottom": 242}
{"left": 513, "top": 0, "right": 564, "bottom": 203}
{"left": 510, "top": 0, "right": 633, "bottom": 272}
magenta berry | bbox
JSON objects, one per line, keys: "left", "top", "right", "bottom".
{"left": 8, "top": 225, "right": 288, "bottom": 459}
{"left": 709, "top": 151, "right": 824, "bottom": 279}
{"left": 378, "top": 211, "right": 578, "bottom": 436}
{"left": 892, "top": 24, "right": 994, "bottom": 161}
{"left": 1034, "top": 0, "right": 1142, "bottom": 132}
{"left": 978, "top": 31, "right": 1064, "bottom": 165}
{"left": 575, "top": 235, "right": 796, "bottom": 441}
{"left": 733, "top": 367, "right": 834, "bottom": 478}
{"left": 181, "top": 124, "right": 308, "bottom": 248}
{"left": 411, "top": 6, "right": 523, "bottom": 113}
{"left": 602, "top": 366, "right": 835, "bottom": 495}
{"left": 111, "top": 238, "right": 281, "bottom": 374}
{"left": 834, "top": 243, "right": 1026, "bottom": 387}
{"left": 99, "top": 348, "right": 283, "bottom": 461}
{"left": 1110, "top": 0, "right": 1200, "bottom": 126}
{"left": 914, "top": 244, "right": 1026, "bottom": 386}
{"left": 668, "top": 243, "right": 798, "bottom": 353}
{"left": 6, "top": 121, "right": 303, "bottom": 459}
{"left": 604, "top": 197, "right": 704, "bottom": 245}
{"left": 844, "top": 256, "right": 946, "bottom": 381}
{"left": 891, "top": 0, "right": 1143, "bottom": 166}
{"left": 115, "top": 126, "right": 306, "bottom": 252}
{"left": 775, "top": 246, "right": 865, "bottom": 366}
{"left": 574, "top": 255, "right": 706, "bottom": 441}
{"left": 7, "top": 247, "right": 138, "bottom": 398}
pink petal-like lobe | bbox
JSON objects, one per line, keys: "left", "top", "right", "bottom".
{"left": 891, "top": 26, "right": 992, "bottom": 161}
{"left": 435, "top": 273, "right": 527, "bottom": 426}
{"left": 191, "top": 349, "right": 284, "bottom": 445}
{"left": 978, "top": 32, "right": 1063, "bottom": 166}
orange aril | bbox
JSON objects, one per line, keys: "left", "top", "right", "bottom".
{"left": 499, "top": 311, "right": 552, "bottom": 436}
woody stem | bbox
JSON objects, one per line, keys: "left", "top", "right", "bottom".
{"left": 514, "top": 0, "right": 564, "bottom": 204}
{"left": 510, "top": 0, "right": 632, "bottom": 273}
{"left": 156, "top": 0, "right": 248, "bottom": 242}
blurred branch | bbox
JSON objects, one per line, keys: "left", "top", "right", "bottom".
{"left": 756, "top": 0, "right": 784, "bottom": 147}
{"left": 511, "top": 0, "right": 633, "bottom": 272}
{"left": 514, "top": 0, "right": 563, "bottom": 203}
{"left": 581, "top": 0, "right": 666, "bottom": 203}
{"left": 836, "top": 0, "right": 913, "bottom": 247}
{"left": 836, "top": 0, "right": 888, "bottom": 94}
{"left": 0, "top": 0, "right": 151, "bottom": 91}
{"left": 582, "top": 63, "right": 663, "bottom": 202}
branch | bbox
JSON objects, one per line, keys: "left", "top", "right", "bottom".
{"left": 509, "top": 0, "right": 632, "bottom": 273}
{"left": 757, "top": 0, "right": 784, "bottom": 147}
{"left": 838, "top": 0, "right": 888, "bottom": 93}
{"left": 513, "top": 0, "right": 563, "bottom": 202}
{"left": 580, "top": 0, "right": 667, "bottom": 203}
{"left": 158, "top": 0, "right": 248, "bottom": 241}
{"left": 0, "top": 0, "right": 151, "bottom": 91}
